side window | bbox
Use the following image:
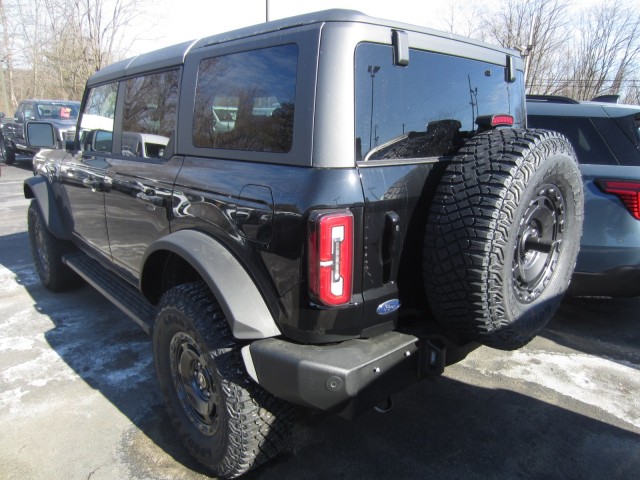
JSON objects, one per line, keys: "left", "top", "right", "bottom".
{"left": 80, "top": 82, "right": 118, "bottom": 153}
{"left": 527, "top": 115, "right": 618, "bottom": 166}
{"left": 594, "top": 115, "right": 640, "bottom": 166}
{"left": 122, "top": 70, "right": 179, "bottom": 159}
{"left": 192, "top": 44, "right": 298, "bottom": 153}
{"left": 355, "top": 43, "right": 525, "bottom": 161}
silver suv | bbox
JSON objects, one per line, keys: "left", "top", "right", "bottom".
{"left": 528, "top": 96, "right": 640, "bottom": 297}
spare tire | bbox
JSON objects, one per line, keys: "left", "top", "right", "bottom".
{"left": 424, "top": 129, "right": 584, "bottom": 350}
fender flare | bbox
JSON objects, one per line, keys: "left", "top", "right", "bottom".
{"left": 142, "top": 230, "right": 281, "bottom": 340}
{"left": 23, "top": 176, "right": 71, "bottom": 240}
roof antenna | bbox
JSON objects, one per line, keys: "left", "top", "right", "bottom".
{"left": 266, "top": 0, "right": 270, "bottom": 22}
{"left": 515, "top": 14, "right": 537, "bottom": 85}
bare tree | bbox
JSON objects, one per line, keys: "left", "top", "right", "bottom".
{"left": 478, "top": 0, "right": 571, "bottom": 95}
{"left": 563, "top": 0, "right": 640, "bottom": 101}
{"left": 0, "top": 0, "right": 17, "bottom": 112}
{"left": 439, "top": 0, "right": 483, "bottom": 38}
{"left": 0, "top": 0, "right": 148, "bottom": 103}
{"left": 621, "top": 82, "right": 640, "bottom": 105}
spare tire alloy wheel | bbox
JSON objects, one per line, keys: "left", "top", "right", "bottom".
{"left": 513, "top": 183, "right": 565, "bottom": 303}
{"left": 424, "top": 129, "right": 584, "bottom": 350}
{"left": 153, "top": 282, "right": 293, "bottom": 479}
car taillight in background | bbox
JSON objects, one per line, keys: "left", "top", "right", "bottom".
{"left": 596, "top": 179, "right": 640, "bottom": 221}
{"left": 308, "top": 210, "right": 354, "bottom": 306}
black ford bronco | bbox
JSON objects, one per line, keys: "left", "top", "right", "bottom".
{"left": 23, "top": 10, "right": 584, "bottom": 478}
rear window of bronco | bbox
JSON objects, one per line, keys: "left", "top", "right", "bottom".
{"left": 192, "top": 44, "right": 298, "bottom": 153}
{"left": 355, "top": 43, "right": 525, "bottom": 161}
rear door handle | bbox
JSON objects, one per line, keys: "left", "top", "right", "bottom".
{"left": 82, "top": 178, "right": 102, "bottom": 191}
{"left": 136, "top": 192, "right": 165, "bottom": 208}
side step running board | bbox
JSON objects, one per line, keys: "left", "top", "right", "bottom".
{"left": 63, "top": 252, "right": 155, "bottom": 335}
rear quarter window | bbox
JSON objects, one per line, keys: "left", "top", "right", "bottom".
{"left": 592, "top": 115, "right": 640, "bottom": 166}
{"left": 192, "top": 44, "right": 297, "bottom": 154}
{"left": 527, "top": 115, "right": 618, "bottom": 166}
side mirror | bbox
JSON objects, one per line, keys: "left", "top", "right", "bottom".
{"left": 15, "top": 111, "right": 25, "bottom": 123}
{"left": 25, "top": 122, "right": 56, "bottom": 148}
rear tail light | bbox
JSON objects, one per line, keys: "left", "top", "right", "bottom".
{"left": 596, "top": 179, "right": 640, "bottom": 220}
{"left": 308, "top": 210, "right": 354, "bottom": 306}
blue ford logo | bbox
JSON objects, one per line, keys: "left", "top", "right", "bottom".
{"left": 376, "top": 299, "right": 401, "bottom": 315}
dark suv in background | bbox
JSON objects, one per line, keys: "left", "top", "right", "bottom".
{"left": 528, "top": 96, "right": 640, "bottom": 297}
{"left": 1, "top": 99, "right": 80, "bottom": 165}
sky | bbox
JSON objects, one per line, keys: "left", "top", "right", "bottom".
{"left": 128, "top": 0, "right": 468, "bottom": 56}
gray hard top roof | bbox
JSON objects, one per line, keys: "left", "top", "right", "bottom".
{"left": 527, "top": 98, "right": 640, "bottom": 118}
{"left": 88, "top": 9, "right": 518, "bottom": 87}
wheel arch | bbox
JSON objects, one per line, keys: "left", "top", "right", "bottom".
{"left": 141, "top": 229, "right": 281, "bottom": 340}
{"left": 23, "top": 176, "right": 71, "bottom": 240}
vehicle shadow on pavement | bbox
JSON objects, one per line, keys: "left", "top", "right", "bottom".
{"left": 247, "top": 375, "right": 640, "bottom": 479}
{"left": 2, "top": 237, "right": 639, "bottom": 479}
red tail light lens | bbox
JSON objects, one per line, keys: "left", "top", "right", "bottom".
{"left": 308, "top": 210, "right": 354, "bottom": 306}
{"left": 491, "top": 114, "right": 514, "bottom": 126}
{"left": 596, "top": 179, "right": 640, "bottom": 220}
{"left": 475, "top": 114, "right": 514, "bottom": 129}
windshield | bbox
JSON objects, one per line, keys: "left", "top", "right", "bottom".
{"left": 36, "top": 102, "right": 80, "bottom": 120}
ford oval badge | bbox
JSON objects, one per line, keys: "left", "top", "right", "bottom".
{"left": 376, "top": 299, "right": 401, "bottom": 315}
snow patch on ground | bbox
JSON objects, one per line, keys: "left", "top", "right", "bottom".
{"left": 0, "top": 263, "right": 40, "bottom": 296}
{"left": 475, "top": 349, "right": 640, "bottom": 429}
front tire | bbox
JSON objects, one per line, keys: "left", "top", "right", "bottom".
{"left": 3, "top": 141, "right": 15, "bottom": 165}
{"left": 27, "top": 201, "right": 81, "bottom": 292}
{"left": 153, "top": 282, "right": 293, "bottom": 479}
{"left": 424, "top": 129, "right": 584, "bottom": 350}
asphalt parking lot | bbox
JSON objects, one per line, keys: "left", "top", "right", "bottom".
{"left": 1, "top": 162, "right": 639, "bottom": 480}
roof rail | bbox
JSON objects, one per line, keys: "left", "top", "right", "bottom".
{"left": 526, "top": 94, "right": 579, "bottom": 104}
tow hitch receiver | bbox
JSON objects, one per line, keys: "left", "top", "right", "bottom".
{"left": 419, "top": 339, "right": 446, "bottom": 377}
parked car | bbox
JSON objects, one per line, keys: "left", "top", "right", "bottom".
{"left": 527, "top": 95, "right": 640, "bottom": 296}
{"left": 23, "top": 10, "right": 584, "bottom": 478}
{"left": 1, "top": 99, "right": 80, "bottom": 165}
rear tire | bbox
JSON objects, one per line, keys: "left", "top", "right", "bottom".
{"left": 153, "top": 282, "right": 293, "bottom": 479}
{"left": 424, "top": 129, "right": 584, "bottom": 350}
{"left": 27, "top": 201, "right": 81, "bottom": 292}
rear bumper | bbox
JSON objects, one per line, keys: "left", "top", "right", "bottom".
{"left": 243, "top": 330, "right": 476, "bottom": 418}
{"left": 569, "top": 266, "right": 640, "bottom": 297}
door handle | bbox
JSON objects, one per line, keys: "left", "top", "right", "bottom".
{"left": 82, "top": 178, "right": 102, "bottom": 191}
{"left": 382, "top": 211, "right": 401, "bottom": 283}
{"left": 136, "top": 192, "right": 165, "bottom": 208}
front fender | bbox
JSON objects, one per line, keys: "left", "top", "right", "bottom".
{"left": 142, "top": 230, "right": 281, "bottom": 340}
{"left": 23, "top": 176, "right": 71, "bottom": 240}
